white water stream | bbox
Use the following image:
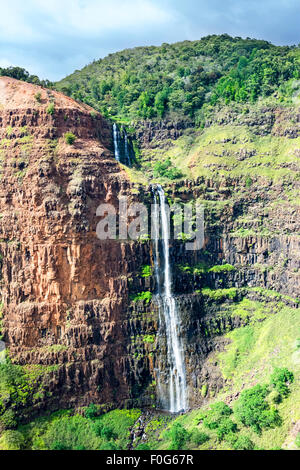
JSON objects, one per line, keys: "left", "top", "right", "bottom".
{"left": 113, "top": 123, "right": 120, "bottom": 161}
{"left": 153, "top": 185, "right": 187, "bottom": 413}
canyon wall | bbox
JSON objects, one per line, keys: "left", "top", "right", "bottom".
{"left": 0, "top": 77, "right": 152, "bottom": 412}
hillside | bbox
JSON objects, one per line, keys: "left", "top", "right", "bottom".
{"left": 56, "top": 35, "right": 300, "bottom": 190}
{"left": 56, "top": 35, "right": 300, "bottom": 123}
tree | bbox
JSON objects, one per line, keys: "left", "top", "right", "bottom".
{"left": 154, "top": 87, "right": 169, "bottom": 117}
{"left": 167, "top": 423, "right": 189, "bottom": 450}
{"left": 270, "top": 368, "right": 294, "bottom": 397}
{"left": 233, "top": 385, "right": 281, "bottom": 434}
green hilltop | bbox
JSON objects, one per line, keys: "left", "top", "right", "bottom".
{"left": 56, "top": 34, "right": 300, "bottom": 122}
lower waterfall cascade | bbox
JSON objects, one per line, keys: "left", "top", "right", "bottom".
{"left": 152, "top": 185, "right": 188, "bottom": 413}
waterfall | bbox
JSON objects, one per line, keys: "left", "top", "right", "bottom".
{"left": 124, "top": 131, "right": 131, "bottom": 167}
{"left": 113, "top": 124, "right": 132, "bottom": 167}
{"left": 0, "top": 341, "right": 5, "bottom": 364}
{"left": 113, "top": 123, "right": 120, "bottom": 161}
{"left": 153, "top": 185, "right": 187, "bottom": 413}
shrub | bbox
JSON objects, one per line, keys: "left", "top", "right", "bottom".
{"left": 153, "top": 159, "right": 183, "bottom": 180}
{"left": 50, "top": 441, "right": 69, "bottom": 450}
{"left": 268, "top": 390, "right": 282, "bottom": 405}
{"left": 46, "top": 103, "right": 55, "bottom": 115}
{"left": 131, "top": 291, "right": 152, "bottom": 304}
{"left": 141, "top": 265, "right": 152, "bottom": 277}
{"left": 100, "top": 426, "right": 117, "bottom": 440}
{"left": 190, "top": 429, "right": 210, "bottom": 446}
{"left": 167, "top": 423, "right": 189, "bottom": 450}
{"left": 99, "top": 441, "right": 120, "bottom": 450}
{"left": 0, "top": 409, "right": 17, "bottom": 430}
{"left": 34, "top": 92, "right": 42, "bottom": 103}
{"left": 201, "top": 384, "right": 208, "bottom": 398}
{"left": 0, "top": 430, "right": 25, "bottom": 450}
{"left": 43, "top": 415, "right": 101, "bottom": 450}
{"left": 270, "top": 368, "right": 294, "bottom": 397}
{"left": 201, "top": 287, "right": 238, "bottom": 301}
{"left": 0, "top": 361, "right": 33, "bottom": 412}
{"left": 208, "top": 264, "right": 236, "bottom": 273}
{"left": 64, "top": 132, "right": 77, "bottom": 145}
{"left": 245, "top": 177, "right": 253, "bottom": 188}
{"left": 85, "top": 403, "right": 98, "bottom": 420}
{"left": 202, "top": 402, "right": 232, "bottom": 430}
{"left": 233, "top": 435, "right": 254, "bottom": 450}
{"left": 233, "top": 384, "right": 281, "bottom": 434}
{"left": 94, "top": 409, "right": 141, "bottom": 449}
{"left": 136, "top": 443, "right": 151, "bottom": 450}
{"left": 143, "top": 335, "right": 155, "bottom": 344}
{"left": 216, "top": 418, "right": 237, "bottom": 441}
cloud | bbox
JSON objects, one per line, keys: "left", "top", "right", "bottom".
{"left": 0, "top": 0, "right": 298, "bottom": 81}
{"left": 34, "top": 0, "right": 175, "bottom": 35}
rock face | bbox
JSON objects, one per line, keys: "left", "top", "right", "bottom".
{"left": 0, "top": 77, "right": 299, "bottom": 416}
{"left": 0, "top": 77, "right": 153, "bottom": 411}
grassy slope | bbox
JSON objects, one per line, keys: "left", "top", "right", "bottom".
{"left": 0, "top": 409, "right": 141, "bottom": 450}
{"left": 145, "top": 299, "right": 300, "bottom": 450}
{"left": 122, "top": 98, "right": 300, "bottom": 188}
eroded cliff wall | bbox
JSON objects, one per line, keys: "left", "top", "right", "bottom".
{"left": 0, "top": 77, "right": 154, "bottom": 412}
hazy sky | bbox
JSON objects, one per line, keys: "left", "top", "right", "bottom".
{"left": 0, "top": 0, "right": 299, "bottom": 81}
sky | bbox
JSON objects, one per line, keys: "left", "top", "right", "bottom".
{"left": 0, "top": 0, "right": 299, "bottom": 82}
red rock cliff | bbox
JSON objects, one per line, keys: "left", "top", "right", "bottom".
{"left": 0, "top": 77, "right": 153, "bottom": 411}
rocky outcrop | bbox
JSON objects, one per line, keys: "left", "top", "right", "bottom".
{"left": 132, "top": 119, "right": 195, "bottom": 148}
{"left": 0, "top": 77, "right": 154, "bottom": 411}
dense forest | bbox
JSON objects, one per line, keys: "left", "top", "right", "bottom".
{"left": 56, "top": 34, "right": 300, "bottom": 124}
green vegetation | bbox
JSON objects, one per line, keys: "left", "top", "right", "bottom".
{"left": 64, "top": 132, "right": 77, "bottom": 145}
{"left": 165, "top": 423, "right": 189, "bottom": 450}
{"left": 0, "top": 66, "right": 53, "bottom": 88}
{"left": 153, "top": 159, "right": 183, "bottom": 180}
{"left": 56, "top": 35, "right": 300, "bottom": 121}
{"left": 208, "top": 264, "right": 236, "bottom": 273}
{"left": 1, "top": 35, "right": 299, "bottom": 452}
{"left": 139, "top": 121, "right": 300, "bottom": 184}
{"left": 0, "top": 408, "right": 141, "bottom": 450}
{"left": 142, "top": 335, "right": 155, "bottom": 344}
{"left": 46, "top": 103, "right": 55, "bottom": 115}
{"left": 141, "top": 265, "right": 152, "bottom": 277}
{"left": 147, "top": 368, "right": 293, "bottom": 450}
{"left": 217, "top": 303, "right": 299, "bottom": 384}
{"left": 233, "top": 385, "right": 281, "bottom": 434}
{"left": 0, "top": 353, "right": 297, "bottom": 450}
{"left": 178, "top": 261, "right": 208, "bottom": 275}
{"left": 269, "top": 368, "right": 294, "bottom": 398}
{"left": 201, "top": 287, "right": 238, "bottom": 301}
{"left": 34, "top": 92, "right": 42, "bottom": 103}
{"left": 0, "top": 360, "right": 58, "bottom": 431}
{"left": 130, "top": 291, "right": 153, "bottom": 304}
